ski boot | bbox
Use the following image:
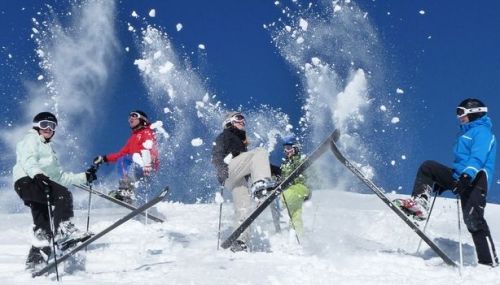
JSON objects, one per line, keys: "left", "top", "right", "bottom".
{"left": 393, "top": 196, "right": 430, "bottom": 221}
{"left": 25, "top": 229, "right": 52, "bottom": 272}
{"left": 109, "top": 179, "right": 136, "bottom": 204}
{"left": 230, "top": 240, "right": 248, "bottom": 253}
{"left": 25, "top": 245, "right": 51, "bottom": 272}
{"left": 56, "top": 221, "right": 93, "bottom": 250}
{"left": 250, "top": 177, "right": 277, "bottom": 200}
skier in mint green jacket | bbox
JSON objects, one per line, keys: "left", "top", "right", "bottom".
{"left": 280, "top": 135, "right": 311, "bottom": 235}
{"left": 13, "top": 112, "right": 97, "bottom": 272}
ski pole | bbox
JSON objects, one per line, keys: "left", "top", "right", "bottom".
{"left": 281, "top": 193, "right": 300, "bottom": 245}
{"left": 457, "top": 195, "right": 463, "bottom": 276}
{"left": 416, "top": 191, "right": 438, "bottom": 253}
{"left": 44, "top": 182, "right": 60, "bottom": 281}
{"left": 86, "top": 164, "right": 99, "bottom": 233}
{"left": 217, "top": 186, "right": 224, "bottom": 250}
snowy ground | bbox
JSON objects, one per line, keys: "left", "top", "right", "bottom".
{"left": 0, "top": 189, "right": 499, "bottom": 284}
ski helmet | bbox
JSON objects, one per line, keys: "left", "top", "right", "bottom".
{"left": 456, "top": 98, "right": 487, "bottom": 122}
{"left": 32, "top": 112, "right": 57, "bottom": 140}
{"left": 223, "top": 111, "right": 245, "bottom": 128}
{"left": 33, "top": 112, "right": 58, "bottom": 125}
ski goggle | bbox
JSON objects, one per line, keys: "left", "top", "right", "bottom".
{"left": 129, "top": 112, "right": 143, "bottom": 119}
{"left": 284, "top": 145, "right": 295, "bottom": 153}
{"left": 231, "top": 114, "right": 245, "bottom": 125}
{"left": 33, "top": 120, "right": 57, "bottom": 131}
{"left": 456, "top": 106, "right": 488, "bottom": 118}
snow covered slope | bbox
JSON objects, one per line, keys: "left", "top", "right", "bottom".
{"left": 0, "top": 190, "right": 499, "bottom": 284}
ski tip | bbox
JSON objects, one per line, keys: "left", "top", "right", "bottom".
{"left": 159, "top": 186, "right": 170, "bottom": 199}
{"left": 332, "top": 129, "right": 340, "bottom": 142}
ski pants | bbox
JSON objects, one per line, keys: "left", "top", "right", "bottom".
{"left": 412, "top": 160, "right": 498, "bottom": 265}
{"left": 281, "top": 183, "right": 310, "bottom": 235}
{"left": 224, "top": 148, "right": 272, "bottom": 244}
{"left": 116, "top": 154, "right": 158, "bottom": 205}
{"left": 14, "top": 176, "right": 74, "bottom": 237}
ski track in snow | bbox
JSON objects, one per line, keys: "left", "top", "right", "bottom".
{"left": 1, "top": 190, "right": 499, "bottom": 284}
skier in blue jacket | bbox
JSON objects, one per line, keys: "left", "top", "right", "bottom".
{"left": 394, "top": 98, "right": 498, "bottom": 267}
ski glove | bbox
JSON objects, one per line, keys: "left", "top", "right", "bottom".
{"left": 453, "top": 174, "right": 471, "bottom": 196}
{"left": 34, "top": 173, "right": 51, "bottom": 190}
{"left": 93, "top": 155, "right": 107, "bottom": 166}
{"left": 85, "top": 167, "right": 98, "bottom": 183}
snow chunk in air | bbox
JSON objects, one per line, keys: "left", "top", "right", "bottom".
{"left": 191, "top": 138, "right": 203, "bottom": 147}
{"left": 149, "top": 9, "right": 156, "bottom": 17}
{"left": 391, "top": 117, "right": 400, "bottom": 124}
{"left": 299, "top": 18, "right": 308, "bottom": 31}
{"left": 396, "top": 88, "right": 404, "bottom": 94}
{"left": 176, "top": 23, "right": 183, "bottom": 31}
{"left": 198, "top": 44, "right": 206, "bottom": 50}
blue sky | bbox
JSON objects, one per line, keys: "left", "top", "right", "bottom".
{"left": 1, "top": 0, "right": 500, "bottom": 203}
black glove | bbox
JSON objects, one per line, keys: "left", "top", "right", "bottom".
{"left": 93, "top": 155, "right": 107, "bottom": 166}
{"left": 270, "top": 164, "right": 282, "bottom": 176}
{"left": 216, "top": 167, "right": 228, "bottom": 185}
{"left": 85, "top": 166, "right": 97, "bottom": 183}
{"left": 34, "top": 173, "right": 51, "bottom": 190}
{"left": 453, "top": 174, "right": 471, "bottom": 196}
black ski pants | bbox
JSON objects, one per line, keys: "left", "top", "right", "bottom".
{"left": 412, "top": 160, "right": 498, "bottom": 265}
{"left": 14, "top": 176, "right": 74, "bottom": 236}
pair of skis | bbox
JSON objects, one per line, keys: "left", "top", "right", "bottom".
{"left": 32, "top": 187, "right": 169, "bottom": 278}
{"left": 220, "top": 130, "right": 457, "bottom": 267}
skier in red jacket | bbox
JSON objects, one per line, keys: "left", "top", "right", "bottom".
{"left": 94, "top": 110, "right": 159, "bottom": 203}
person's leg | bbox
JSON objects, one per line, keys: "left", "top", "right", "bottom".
{"left": 226, "top": 148, "right": 271, "bottom": 187}
{"left": 461, "top": 172, "right": 498, "bottom": 266}
{"left": 14, "top": 177, "right": 52, "bottom": 269}
{"left": 230, "top": 183, "right": 253, "bottom": 244}
{"left": 411, "top": 160, "right": 455, "bottom": 197}
{"left": 47, "top": 181, "right": 73, "bottom": 230}
{"left": 282, "top": 184, "right": 309, "bottom": 234}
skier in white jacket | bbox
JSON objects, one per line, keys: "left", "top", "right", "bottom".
{"left": 13, "top": 112, "right": 97, "bottom": 271}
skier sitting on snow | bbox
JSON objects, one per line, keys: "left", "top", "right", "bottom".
{"left": 279, "top": 135, "right": 311, "bottom": 235}
{"left": 93, "top": 110, "right": 159, "bottom": 204}
{"left": 13, "top": 112, "right": 97, "bottom": 272}
{"left": 394, "top": 98, "right": 498, "bottom": 267}
{"left": 211, "top": 111, "right": 276, "bottom": 252}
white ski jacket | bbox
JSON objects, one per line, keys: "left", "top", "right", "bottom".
{"left": 13, "top": 129, "right": 87, "bottom": 186}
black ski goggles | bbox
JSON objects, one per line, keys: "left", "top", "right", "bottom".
{"left": 456, "top": 106, "right": 487, "bottom": 118}
{"left": 33, "top": 120, "right": 57, "bottom": 131}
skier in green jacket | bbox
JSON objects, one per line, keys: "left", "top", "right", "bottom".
{"left": 280, "top": 135, "right": 311, "bottom": 235}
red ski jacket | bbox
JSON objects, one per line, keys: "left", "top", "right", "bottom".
{"left": 106, "top": 125, "right": 159, "bottom": 170}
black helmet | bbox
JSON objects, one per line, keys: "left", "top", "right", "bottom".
{"left": 457, "top": 98, "right": 487, "bottom": 122}
{"left": 33, "top": 112, "right": 58, "bottom": 125}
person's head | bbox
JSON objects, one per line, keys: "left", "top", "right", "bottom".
{"left": 456, "top": 98, "right": 488, "bottom": 124}
{"left": 283, "top": 135, "right": 299, "bottom": 158}
{"left": 129, "top": 110, "right": 149, "bottom": 130}
{"left": 223, "top": 111, "right": 246, "bottom": 130}
{"left": 32, "top": 112, "right": 58, "bottom": 141}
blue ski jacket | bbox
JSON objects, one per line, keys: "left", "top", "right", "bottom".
{"left": 452, "top": 115, "right": 496, "bottom": 189}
